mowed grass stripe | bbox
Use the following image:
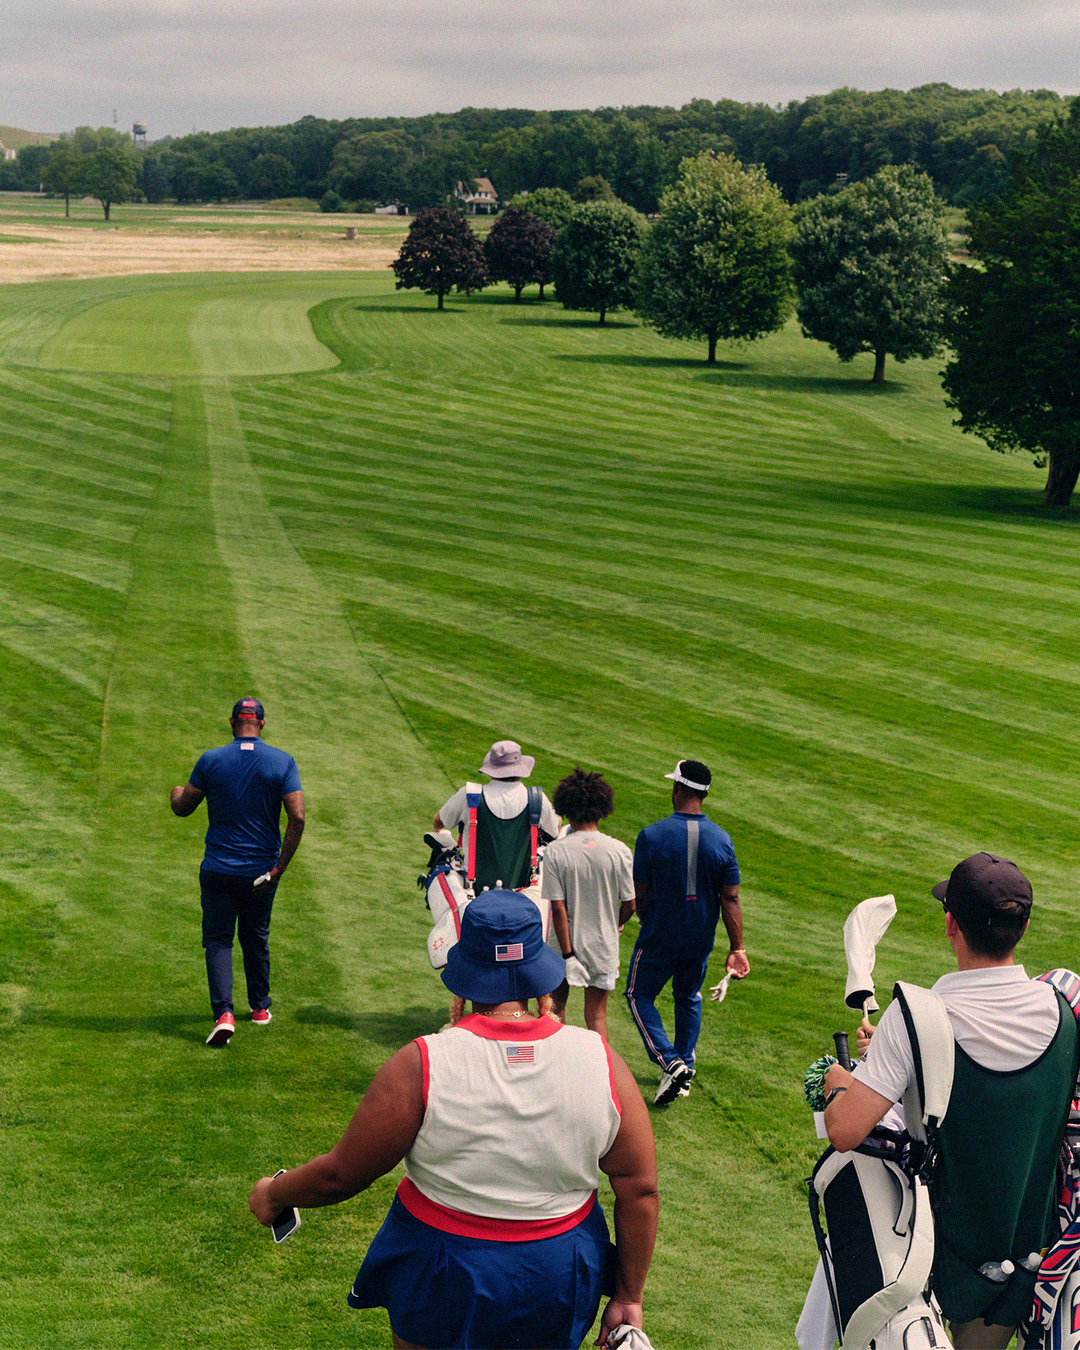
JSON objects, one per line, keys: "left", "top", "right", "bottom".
{"left": 2, "top": 268, "right": 1078, "bottom": 1349}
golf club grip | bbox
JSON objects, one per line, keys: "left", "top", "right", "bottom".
{"left": 833, "top": 1031, "right": 853, "bottom": 1070}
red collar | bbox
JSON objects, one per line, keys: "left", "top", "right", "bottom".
{"left": 455, "top": 1013, "right": 563, "bottom": 1041}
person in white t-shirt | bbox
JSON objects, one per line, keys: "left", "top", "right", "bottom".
{"left": 543, "top": 767, "right": 635, "bottom": 1039}
{"left": 433, "top": 740, "right": 560, "bottom": 893}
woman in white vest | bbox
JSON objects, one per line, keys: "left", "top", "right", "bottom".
{"left": 249, "top": 890, "right": 658, "bottom": 1350}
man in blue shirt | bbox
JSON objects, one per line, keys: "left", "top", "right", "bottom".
{"left": 625, "top": 760, "right": 748, "bottom": 1104}
{"left": 171, "top": 698, "right": 305, "bottom": 1047}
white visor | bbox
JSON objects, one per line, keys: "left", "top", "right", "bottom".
{"left": 664, "top": 761, "right": 710, "bottom": 793}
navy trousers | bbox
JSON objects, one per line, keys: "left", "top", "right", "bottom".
{"left": 199, "top": 869, "right": 278, "bottom": 1018}
{"left": 624, "top": 942, "right": 710, "bottom": 1070}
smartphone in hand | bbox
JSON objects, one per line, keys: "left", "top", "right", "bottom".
{"left": 271, "top": 1169, "right": 301, "bottom": 1243}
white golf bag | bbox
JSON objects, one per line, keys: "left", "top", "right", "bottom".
{"left": 418, "top": 828, "right": 551, "bottom": 970}
{"left": 805, "top": 983, "right": 954, "bottom": 1350}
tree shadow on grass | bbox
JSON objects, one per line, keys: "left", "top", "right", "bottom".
{"left": 551, "top": 351, "right": 747, "bottom": 371}
{"left": 499, "top": 316, "right": 638, "bottom": 330}
{"left": 769, "top": 476, "right": 1080, "bottom": 526}
{"left": 347, "top": 303, "right": 465, "bottom": 314}
{"left": 700, "top": 371, "right": 908, "bottom": 395}
{"left": 295, "top": 1003, "right": 444, "bottom": 1048}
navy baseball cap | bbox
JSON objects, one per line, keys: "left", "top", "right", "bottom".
{"left": 231, "top": 697, "right": 265, "bottom": 721}
{"left": 931, "top": 852, "right": 1032, "bottom": 928}
{"left": 442, "top": 891, "right": 566, "bottom": 1004}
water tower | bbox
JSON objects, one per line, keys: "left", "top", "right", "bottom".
{"left": 133, "top": 121, "right": 147, "bottom": 149}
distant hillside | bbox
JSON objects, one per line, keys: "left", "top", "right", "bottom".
{"left": 0, "top": 125, "right": 56, "bottom": 151}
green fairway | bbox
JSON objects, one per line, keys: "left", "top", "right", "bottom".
{"left": 39, "top": 276, "right": 345, "bottom": 376}
{"left": 1, "top": 267, "right": 1076, "bottom": 1349}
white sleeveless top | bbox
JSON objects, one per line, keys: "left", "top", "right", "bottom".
{"left": 404, "top": 1015, "right": 622, "bottom": 1225}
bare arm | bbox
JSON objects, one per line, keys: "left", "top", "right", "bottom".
{"left": 822, "top": 1063, "right": 893, "bottom": 1153}
{"left": 633, "top": 879, "right": 650, "bottom": 920}
{"left": 432, "top": 811, "right": 446, "bottom": 831}
{"left": 170, "top": 782, "right": 205, "bottom": 817}
{"left": 719, "top": 885, "right": 749, "bottom": 977}
{"left": 597, "top": 1050, "right": 659, "bottom": 1346}
{"left": 249, "top": 1041, "right": 424, "bottom": 1222}
{"left": 551, "top": 900, "right": 573, "bottom": 956}
{"left": 256, "top": 790, "right": 305, "bottom": 889}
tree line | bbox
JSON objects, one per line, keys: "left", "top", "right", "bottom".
{"left": 395, "top": 97, "right": 1080, "bottom": 509}
{"left": 2, "top": 85, "right": 1069, "bottom": 211}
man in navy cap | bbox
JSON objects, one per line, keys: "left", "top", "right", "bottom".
{"left": 824, "top": 853, "right": 1079, "bottom": 1348}
{"left": 625, "top": 759, "right": 748, "bottom": 1105}
{"left": 171, "top": 698, "right": 304, "bottom": 1047}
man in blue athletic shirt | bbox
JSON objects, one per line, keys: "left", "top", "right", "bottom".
{"left": 625, "top": 760, "right": 749, "bottom": 1105}
{"left": 171, "top": 697, "right": 305, "bottom": 1047}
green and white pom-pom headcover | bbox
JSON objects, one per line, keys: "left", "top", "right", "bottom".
{"left": 803, "top": 1054, "right": 837, "bottom": 1112}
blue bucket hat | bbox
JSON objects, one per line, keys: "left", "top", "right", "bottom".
{"left": 441, "top": 891, "right": 566, "bottom": 1004}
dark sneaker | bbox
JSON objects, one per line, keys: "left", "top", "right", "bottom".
{"left": 206, "top": 1011, "right": 235, "bottom": 1047}
{"left": 654, "top": 1057, "right": 693, "bottom": 1105}
{"left": 251, "top": 1008, "right": 272, "bottom": 1025}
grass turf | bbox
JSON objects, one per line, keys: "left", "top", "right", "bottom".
{"left": 1, "top": 266, "right": 1076, "bottom": 1348}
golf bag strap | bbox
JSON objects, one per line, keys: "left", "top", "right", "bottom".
{"left": 464, "top": 783, "right": 482, "bottom": 886}
{"left": 807, "top": 1156, "right": 843, "bottom": 1339}
{"left": 893, "top": 982, "right": 954, "bottom": 1138}
{"left": 527, "top": 785, "right": 542, "bottom": 879}
{"left": 1038, "top": 969, "right": 1080, "bottom": 1026}
{"left": 435, "top": 871, "right": 465, "bottom": 938}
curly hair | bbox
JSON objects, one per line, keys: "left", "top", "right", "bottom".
{"left": 552, "top": 766, "right": 615, "bottom": 823}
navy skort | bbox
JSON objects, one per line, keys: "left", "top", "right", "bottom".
{"left": 347, "top": 1194, "right": 614, "bottom": 1349}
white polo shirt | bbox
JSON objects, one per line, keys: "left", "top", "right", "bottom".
{"left": 856, "top": 965, "right": 1061, "bottom": 1104}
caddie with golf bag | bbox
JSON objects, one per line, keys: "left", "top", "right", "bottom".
{"left": 799, "top": 894, "right": 952, "bottom": 1350}
{"left": 815, "top": 855, "right": 1079, "bottom": 1350}
{"left": 420, "top": 741, "right": 560, "bottom": 969}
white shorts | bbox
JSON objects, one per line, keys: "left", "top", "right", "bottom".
{"left": 565, "top": 955, "right": 617, "bottom": 991}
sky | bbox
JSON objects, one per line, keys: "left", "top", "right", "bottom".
{"left": 5, "top": 0, "right": 1080, "bottom": 140}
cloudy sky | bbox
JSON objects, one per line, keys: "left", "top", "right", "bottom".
{"left": 6, "top": 0, "right": 1079, "bottom": 139}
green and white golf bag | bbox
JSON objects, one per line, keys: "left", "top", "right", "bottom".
{"left": 807, "top": 983, "right": 954, "bottom": 1350}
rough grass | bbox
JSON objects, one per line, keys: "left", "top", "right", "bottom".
{"left": 0, "top": 268, "right": 1074, "bottom": 1349}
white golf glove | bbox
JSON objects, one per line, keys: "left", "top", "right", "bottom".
{"left": 564, "top": 954, "right": 590, "bottom": 987}
{"left": 709, "top": 973, "right": 731, "bottom": 1003}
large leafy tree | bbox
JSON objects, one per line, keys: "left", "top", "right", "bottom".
{"left": 550, "top": 200, "right": 645, "bottom": 324}
{"left": 790, "top": 164, "right": 950, "bottom": 383}
{"left": 391, "top": 208, "right": 489, "bottom": 310}
{"left": 43, "top": 140, "right": 88, "bottom": 218}
{"left": 634, "top": 152, "right": 794, "bottom": 364}
{"left": 484, "top": 209, "right": 557, "bottom": 302}
{"left": 504, "top": 187, "right": 576, "bottom": 233}
{"left": 942, "top": 100, "right": 1080, "bottom": 506}
{"left": 86, "top": 142, "right": 139, "bottom": 220}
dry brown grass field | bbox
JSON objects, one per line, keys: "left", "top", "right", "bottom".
{"left": 0, "top": 196, "right": 408, "bottom": 284}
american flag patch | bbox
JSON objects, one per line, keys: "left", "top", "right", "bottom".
{"left": 505, "top": 1045, "right": 535, "bottom": 1065}
{"left": 495, "top": 943, "right": 523, "bottom": 962}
